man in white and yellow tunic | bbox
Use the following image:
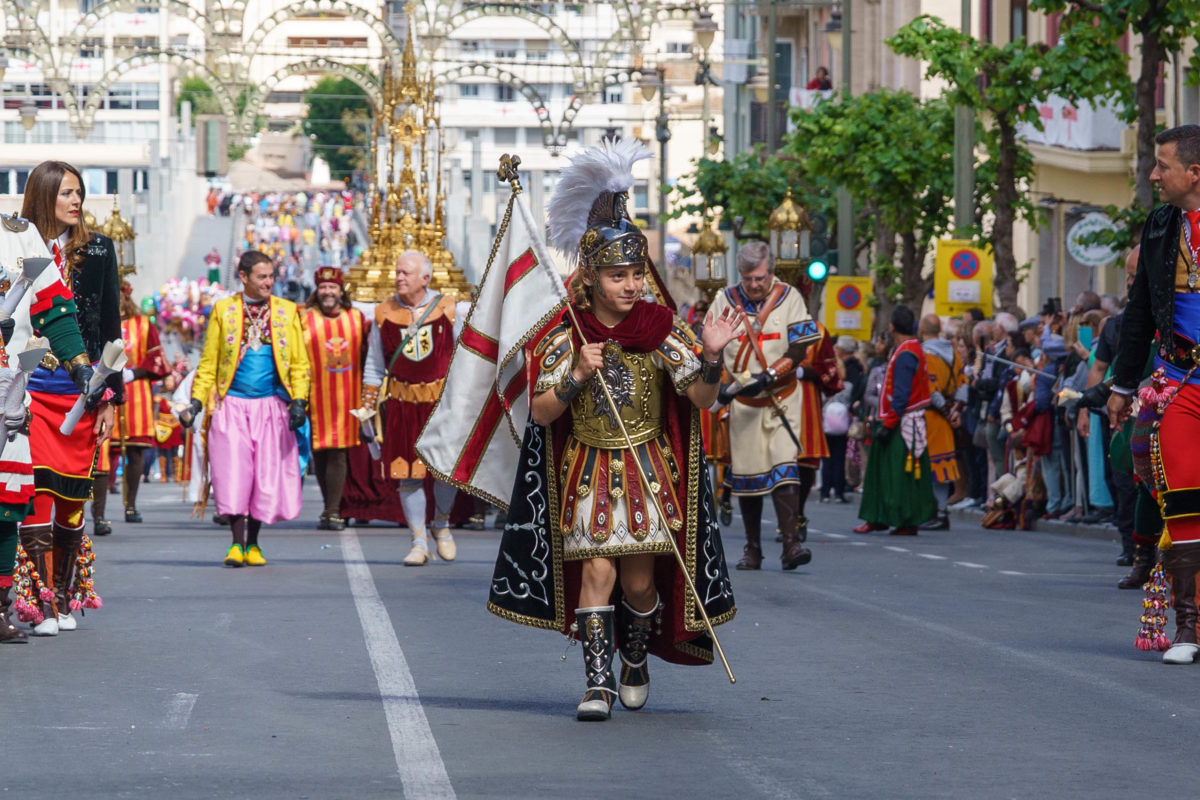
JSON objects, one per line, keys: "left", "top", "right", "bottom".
{"left": 709, "top": 241, "right": 821, "bottom": 572}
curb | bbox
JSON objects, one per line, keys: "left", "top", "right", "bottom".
{"left": 946, "top": 506, "right": 1120, "bottom": 543}
{"left": 839, "top": 492, "right": 1121, "bottom": 543}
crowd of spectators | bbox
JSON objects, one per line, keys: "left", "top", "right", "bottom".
{"left": 820, "top": 250, "right": 1139, "bottom": 563}
{"left": 209, "top": 188, "right": 363, "bottom": 303}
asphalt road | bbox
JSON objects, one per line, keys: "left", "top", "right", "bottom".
{"left": 3, "top": 481, "right": 1195, "bottom": 800}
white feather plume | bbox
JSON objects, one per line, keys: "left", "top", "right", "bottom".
{"left": 546, "top": 138, "right": 652, "bottom": 266}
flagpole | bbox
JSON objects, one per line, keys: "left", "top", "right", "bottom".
{"left": 498, "top": 155, "right": 736, "bottom": 685}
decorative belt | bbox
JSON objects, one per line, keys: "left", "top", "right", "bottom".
{"left": 735, "top": 378, "right": 797, "bottom": 408}
{"left": 386, "top": 378, "right": 444, "bottom": 404}
{"left": 1165, "top": 335, "right": 1200, "bottom": 371}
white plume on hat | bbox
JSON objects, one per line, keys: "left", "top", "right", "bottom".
{"left": 546, "top": 138, "right": 652, "bottom": 267}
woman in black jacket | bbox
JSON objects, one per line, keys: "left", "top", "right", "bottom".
{"left": 18, "top": 160, "right": 123, "bottom": 635}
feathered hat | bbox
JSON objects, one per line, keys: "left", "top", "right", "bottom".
{"left": 546, "top": 138, "right": 675, "bottom": 308}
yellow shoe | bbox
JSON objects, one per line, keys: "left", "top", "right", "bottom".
{"left": 245, "top": 545, "right": 266, "bottom": 567}
{"left": 224, "top": 544, "right": 245, "bottom": 567}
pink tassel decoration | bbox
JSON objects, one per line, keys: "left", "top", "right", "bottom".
{"left": 1135, "top": 562, "right": 1172, "bottom": 652}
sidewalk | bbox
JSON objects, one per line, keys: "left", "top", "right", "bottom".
{"left": 839, "top": 490, "right": 1121, "bottom": 543}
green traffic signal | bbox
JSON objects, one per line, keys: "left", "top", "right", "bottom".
{"left": 807, "top": 259, "right": 829, "bottom": 282}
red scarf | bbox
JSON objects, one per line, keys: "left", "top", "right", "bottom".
{"left": 572, "top": 300, "right": 673, "bottom": 353}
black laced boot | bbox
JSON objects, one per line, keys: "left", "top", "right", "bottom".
{"left": 575, "top": 606, "right": 617, "bottom": 721}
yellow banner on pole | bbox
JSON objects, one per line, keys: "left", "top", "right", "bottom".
{"left": 822, "top": 276, "right": 873, "bottom": 340}
{"left": 935, "top": 239, "right": 994, "bottom": 317}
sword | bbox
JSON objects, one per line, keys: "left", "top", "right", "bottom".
{"left": 981, "top": 351, "right": 1058, "bottom": 380}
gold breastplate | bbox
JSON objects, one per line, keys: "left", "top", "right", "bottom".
{"left": 570, "top": 342, "right": 664, "bottom": 449}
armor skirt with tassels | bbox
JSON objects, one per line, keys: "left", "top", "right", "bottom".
{"left": 559, "top": 433, "right": 683, "bottom": 561}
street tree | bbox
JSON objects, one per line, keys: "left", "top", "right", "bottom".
{"left": 786, "top": 89, "right": 956, "bottom": 314}
{"left": 303, "top": 76, "right": 370, "bottom": 178}
{"left": 888, "top": 15, "right": 1125, "bottom": 313}
{"left": 1030, "top": 0, "right": 1200, "bottom": 240}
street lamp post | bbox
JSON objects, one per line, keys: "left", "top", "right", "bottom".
{"left": 693, "top": 9, "right": 719, "bottom": 160}
{"left": 768, "top": 187, "right": 811, "bottom": 287}
{"left": 826, "top": 6, "right": 854, "bottom": 274}
{"left": 692, "top": 208, "right": 727, "bottom": 302}
{"left": 102, "top": 196, "right": 137, "bottom": 278}
{"left": 640, "top": 65, "right": 670, "bottom": 272}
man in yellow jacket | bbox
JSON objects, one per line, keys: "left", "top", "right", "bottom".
{"left": 182, "top": 251, "right": 310, "bottom": 567}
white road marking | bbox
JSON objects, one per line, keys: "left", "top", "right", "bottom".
{"left": 999, "top": 570, "right": 1027, "bottom": 576}
{"left": 163, "top": 692, "right": 198, "bottom": 730}
{"left": 954, "top": 562, "right": 988, "bottom": 569}
{"left": 847, "top": 541, "right": 868, "bottom": 546}
{"left": 884, "top": 546, "right": 910, "bottom": 553}
{"left": 342, "top": 530, "right": 456, "bottom": 799}
{"left": 916, "top": 553, "right": 946, "bottom": 560}
{"left": 819, "top": 531, "right": 847, "bottom": 539}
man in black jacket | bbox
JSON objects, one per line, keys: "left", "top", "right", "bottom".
{"left": 1108, "top": 124, "right": 1200, "bottom": 665}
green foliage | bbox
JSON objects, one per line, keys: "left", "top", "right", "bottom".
{"left": 786, "top": 90, "right": 957, "bottom": 309}
{"left": 887, "top": 15, "right": 1126, "bottom": 312}
{"left": 176, "top": 77, "right": 223, "bottom": 117}
{"left": 668, "top": 149, "right": 813, "bottom": 239}
{"left": 303, "top": 76, "right": 371, "bottom": 179}
{"left": 1031, "top": 0, "right": 1200, "bottom": 227}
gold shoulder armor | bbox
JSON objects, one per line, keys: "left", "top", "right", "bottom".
{"left": 1, "top": 214, "right": 29, "bottom": 233}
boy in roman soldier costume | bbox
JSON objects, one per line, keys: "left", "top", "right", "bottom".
{"left": 488, "top": 141, "right": 740, "bottom": 720}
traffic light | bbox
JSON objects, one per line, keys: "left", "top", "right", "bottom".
{"left": 807, "top": 258, "right": 829, "bottom": 282}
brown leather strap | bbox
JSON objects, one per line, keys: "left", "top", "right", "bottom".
{"left": 734, "top": 379, "right": 797, "bottom": 407}
{"left": 730, "top": 282, "right": 786, "bottom": 373}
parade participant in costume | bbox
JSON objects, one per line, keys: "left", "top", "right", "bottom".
{"left": 487, "top": 140, "right": 738, "bottom": 721}
{"left": 855, "top": 305, "right": 937, "bottom": 536}
{"left": 1109, "top": 124, "right": 1200, "bottom": 665}
{"left": 358, "top": 250, "right": 458, "bottom": 566}
{"left": 788, "top": 311, "right": 842, "bottom": 536}
{"left": 0, "top": 213, "right": 101, "bottom": 640}
{"left": 19, "top": 160, "right": 121, "bottom": 635}
{"left": 180, "top": 250, "right": 309, "bottom": 567}
{"left": 708, "top": 241, "right": 823, "bottom": 571}
{"left": 301, "top": 266, "right": 366, "bottom": 531}
{"left": 109, "top": 280, "right": 170, "bottom": 524}
{"left": 919, "top": 314, "right": 966, "bottom": 531}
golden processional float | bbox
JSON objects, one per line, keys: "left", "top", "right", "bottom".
{"left": 346, "top": 21, "right": 470, "bottom": 302}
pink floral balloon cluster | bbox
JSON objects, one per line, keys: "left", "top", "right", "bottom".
{"left": 154, "top": 277, "right": 228, "bottom": 342}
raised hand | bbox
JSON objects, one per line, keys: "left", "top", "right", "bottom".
{"left": 701, "top": 306, "right": 745, "bottom": 356}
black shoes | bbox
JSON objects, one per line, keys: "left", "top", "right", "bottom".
{"left": 919, "top": 513, "right": 950, "bottom": 531}
{"left": 124, "top": 507, "right": 142, "bottom": 523}
{"left": 93, "top": 519, "right": 112, "bottom": 536}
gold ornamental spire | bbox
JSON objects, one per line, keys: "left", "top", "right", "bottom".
{"left": 344, "top": 2, "right": 468, "bottom": 302}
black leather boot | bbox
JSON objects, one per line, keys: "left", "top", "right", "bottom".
{"left": 1118, "top": 543, "right": 1156, "bottom": 590}
{"left": 575, "top": 606, "right": 617, "bottom": 721}
{"left": 618, "top": 596, "right": 661, "bottom": 711}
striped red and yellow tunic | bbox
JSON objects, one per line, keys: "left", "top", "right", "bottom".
{"left": 115, "top": 314, "right": 169, "bottom": 446}
{"left": 302, "top": 307, "right": 366, "bottom": 450}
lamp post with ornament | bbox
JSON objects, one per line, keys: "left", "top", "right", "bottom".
{"left": 691, "top": 209, "right": 727, "bottom": 303}
{"left": 767, "top": 188, "right": 811, "bottom": 288}
{"left": 101, "top": 197, "right": 136, "bottom": 279}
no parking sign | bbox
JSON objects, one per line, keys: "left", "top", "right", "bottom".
{"left": 935, "top": 239, "right": 994, "bottom": 317}
{"left": 822, "top": 276, "right": 873, "bottom": 340}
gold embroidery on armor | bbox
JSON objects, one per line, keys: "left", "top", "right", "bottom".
{"left": 570, "top": 344, "right": 664, "bottom": 448}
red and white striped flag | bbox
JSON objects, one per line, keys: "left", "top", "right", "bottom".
{"left": 416, "top": 190, "right": 567, "bottom": 508}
